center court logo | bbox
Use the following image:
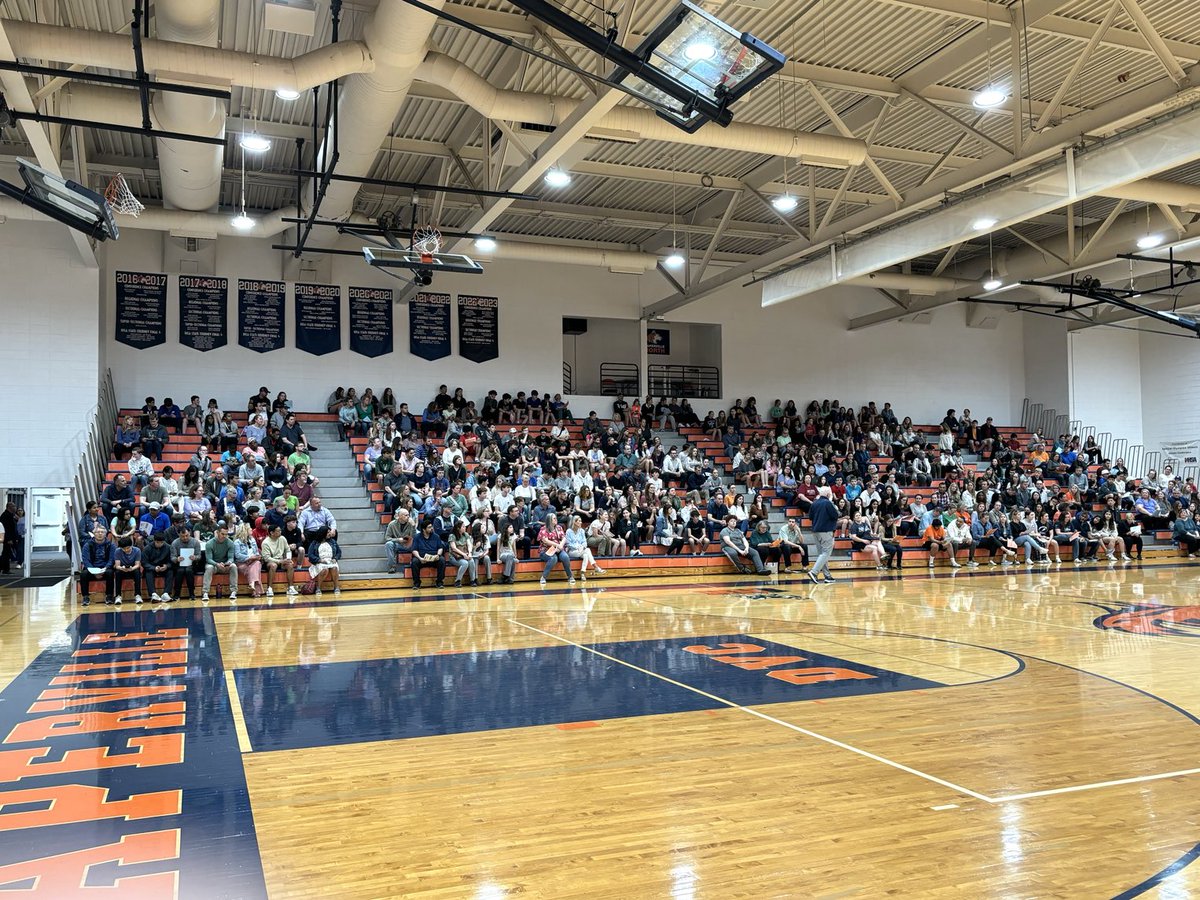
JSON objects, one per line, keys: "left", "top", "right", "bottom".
{"left": 1088, "top": 602, "right": 1200, "bottom": 638}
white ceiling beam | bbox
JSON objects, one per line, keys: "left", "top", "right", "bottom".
{"left": 876, "top": 0, "right": 1200, "bottom": 63}
{"left": 643, "top": 9, "right": 1199, "bottom": 319}
{"left": 1115, "top": 0, "right": 1188, "bottom": 82}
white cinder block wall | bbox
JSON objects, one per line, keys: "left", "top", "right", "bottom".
{"left": 0, "top": 223, "right": 100, "bottom": 488}
{"left": 1139, "top": 330, "right": 1200, "bottom": 455}
{"left": 100, "top": 230, "right": 1029, "bottom": 427}
{"left": 1069, "top": 327, "right": 1144, "bottom": 445}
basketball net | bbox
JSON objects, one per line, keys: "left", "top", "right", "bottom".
{"left": 103, "top": 173, "right": 145, "bottom": 217}
{"left": 412, "top": 226, "right": 442, "bottom": 264}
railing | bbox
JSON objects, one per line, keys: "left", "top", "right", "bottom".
{"left": 599, "top": 362, "right": 639, "bottom": 396}
{"left": 562, "top": 361, "right": 573, "bottom": 394}
{"left": 647, "top": 364, "right": 721, "bottom": 399}
{"left": 72, "top": 368, "right": 117, "bottom": 508}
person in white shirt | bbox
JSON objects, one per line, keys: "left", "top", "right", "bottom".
{"left": 127, "top": 447, "right": 154, "bottom": 490}
{"left": 945, "top": 517, "right": 977, "bottom": 567}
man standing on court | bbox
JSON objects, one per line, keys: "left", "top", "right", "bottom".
{"left": 808, "top": 486, "right": 838, "bottom": 584}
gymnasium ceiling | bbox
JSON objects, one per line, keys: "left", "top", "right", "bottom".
{"left": 1, "top": 0, "right": 1199, "bottom": 326}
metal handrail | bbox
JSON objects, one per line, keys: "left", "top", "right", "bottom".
{"left": 599, "top": 362, "right": 639, "bottom": 396}
{"left": 647, "top": 364, "right": 721, "bottom": 398}
{"left": 563, "top": 361, "right": 573, "bottom": 394}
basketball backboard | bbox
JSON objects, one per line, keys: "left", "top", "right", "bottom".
{"left": 362, "top": 246, "right": 484, "bottom": 274}
{"left": 0, "top": 157, "right": 119, "bottom": 241}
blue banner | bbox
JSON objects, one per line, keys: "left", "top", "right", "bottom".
{"left": 237, "top": 279, "right": 285, "bottom": 353}
{"left": 457, "top": 293, "right": 499, "bottom": 364}
{"left": 409, "top": 291, "right": 451, "bottom": 361}
{"left": 348, "top": 286, "right": 393, "bottom": 358}
{"left": 178, "top": 276, "right": 228, "bottom": 352}
{"left": 295, "top": 283, "right": 341, "bottom": 356}
{"left": 114, "top": 270, "right": 167, "bottom": 349}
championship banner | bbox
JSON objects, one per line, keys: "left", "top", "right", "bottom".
{"left": 1160, "top": 441, "right": 1200, "bottom": 464}
{"left": 114, "top": 271, "right": 167, "bottom": 349}
{"left": 178, "top": 275, "right": 228, "bottom": 352}
{"left": 647, "top": 327, "right": 670, "bottom": 355}
{"left": 237, "top": 279, "right": 285, "bottom": 353}
{"left": 349, "top": 286, "right": 393, "bottom": 358}
{"left": 294, "top": 283, "right": 342, "bottom": 356}
{"left": 409, "top": 291, "right": 451, "bottom": 360}
{"left": 457, "top": 294, "right": 499, "bottom": 364}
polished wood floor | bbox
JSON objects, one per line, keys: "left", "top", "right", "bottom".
{"left": 3, "top": 563, "right": 1200, "bottom": 898}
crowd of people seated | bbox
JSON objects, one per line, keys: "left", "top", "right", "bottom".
{"left": 82, "top": 386, "right": 340, "bottom": 606}
{"left": 366, "top": 386, "right": 1199, "bottom": 586}
{"left": 82, "top": 380, "right": 1198, "bottom": 601}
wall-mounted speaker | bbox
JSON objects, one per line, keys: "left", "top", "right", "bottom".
{"left": 563, "top": 317, "right": 588, "bottom": 335}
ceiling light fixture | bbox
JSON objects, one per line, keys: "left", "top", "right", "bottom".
{"left": 982, "top": 275, "right": 1003, "bottom": 291}
{"left": 663, "top": 152, "right": 687, "bottom": 272}
{"left": 543, "top": 167, "right": 572, "bottom": 188}
{"left": 972, "top": 86, "right": 1007, "bottom": 109}
{"left": 232, "top": 126, "right": 255, "bottom": 233}
{"left": 275, "top": 87, "right": 301, "bottom": 102}
{"left": 771, "top": 194, "right": 799, "bottom": 213}
{"left": 474, "top": 236, "right": 497, "bottom": 252}
{"left": 973, "top": 2, "right": 1006, "bottom": 111}
{"left": 971, "top": 216, "right": 998, "bottom": 231}
{"left": 239, "top": 132, "right": 271, "bottom": 153}
{"left": 683, "top": 40, "right": 717, "bottom": 62}
{"left": 1137, "top": 233, "right": 1164, "bottom": 250}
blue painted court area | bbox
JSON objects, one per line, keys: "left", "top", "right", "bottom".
{"left": 0, "top": 607, "right": 266, "bottom": 900}
{"left": 234, "top": 634, "right": 941, "bottom": 752}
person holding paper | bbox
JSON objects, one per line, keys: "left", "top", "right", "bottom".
{"left": 79, "top": 525, "right": 116, "bottom": 604}
{"left": 170, "top": 526, "right": 202, "bottom": 601}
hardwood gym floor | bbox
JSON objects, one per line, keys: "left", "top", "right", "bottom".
{"left": 2, "top": 564, "right": 1199, "bottom": 898}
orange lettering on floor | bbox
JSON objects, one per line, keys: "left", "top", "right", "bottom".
{"left": 82, "top": 629, "right": 188, "bottom": 644}
{"left": 49, "top": 668, "right": 186, "bottom": 686}
{"left": 0, "top": 784, "right": 181, "bottom": 831}
{"left": 716, "top": 655, "right": 808, "bottom": 670}
{"left": 58, "top": 653, "right": 188, "bottom": 673}
{"left": 682, "top": 643, "right": 765, "bottom": 656}
{"left": 73, "top": 639, "right": 188, "bottom": 657}
{"left": 767, "top": 667, "right": 876, "bottom": 685}
{"left": 0, "top": 734, "right": 186, "bottom": 782}
{"left": 28, "top": 685, "right": 186, "bottom": 714}
{"left": 6, "top": 703, "right": 186, "bottom": 744}
{"left": 0, "top": 828, "right": 180, "bottom": 895}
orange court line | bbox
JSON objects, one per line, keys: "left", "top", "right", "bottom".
{"left": 554, "top": 721, "right": 600, "bottom": 731}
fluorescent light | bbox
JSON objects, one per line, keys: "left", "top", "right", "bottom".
{"left": 683, "top": 40, "right": 717, "bottom": 62}
{"left": 230, "top": 212, "right": 256, "bottom": 232}
{"left": 275, "top": 87, "right": 301, "bottom": 101}
{"left": 543, "top": 168, "right": 572, "bottom": 188}
{"left": 664, "top": 250, "right": 686, "bottom": 269}
{"left": 1137, "top": 233, "right": 1164, "bottom": 249}
{"left": 239, "top": 132, "right": 272, "bottom": 153}
{"left": 474, "top": 236, "right": 497, "bottom": 252}
{"left": 982, "top": 277, "right": 1003, "bottom": 291}
{"left": 971, "top": 216, "right": 998, "bottom": 231}
{"left": 771, "top": 194, "right": 799, "bottom": 213}
{"left": 973, "top": 86, "right": 1007, "bottom": 109}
